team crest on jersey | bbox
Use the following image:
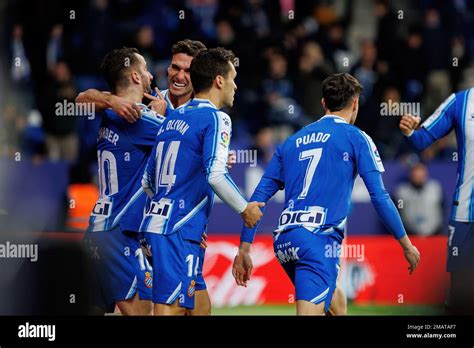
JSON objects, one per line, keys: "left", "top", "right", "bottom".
{"left": 187, "top": 280, "right": 196, "bottom": 297}
{"left": 220, "top": 130, "right": 230, "bottom": 146}
{"left": 144, "top": 271, "right": 153, "bottom": 288}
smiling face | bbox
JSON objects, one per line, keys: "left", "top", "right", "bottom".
{"left": 167, "top": 53, "right": 194, "bottom": 98}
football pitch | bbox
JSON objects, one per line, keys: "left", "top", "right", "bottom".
{"left": 212, "top": 304, "right": 444, "bottom": 315}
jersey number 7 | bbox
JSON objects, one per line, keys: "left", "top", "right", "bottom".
{"left": 298, "top": 148, "right": 323, "bottom": 199}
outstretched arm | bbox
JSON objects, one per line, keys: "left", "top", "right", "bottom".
{"left": 361, "top": 170, "right": 420, "bottom": 274}
{"left": 75, "top": 89, "right": 141, "bottom": 122}
{"left": 233, "top": 147, "right": 284, "bottom": 287}
{"left": 400, "top": 93, "right": 456, "bottom": 152}
{"left": 203, "top": 111, "right": 264, "bottom": 228}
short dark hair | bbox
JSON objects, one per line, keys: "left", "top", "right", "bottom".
{"left": 172, "top": 39, "right": 207, "bottom": 58}
{"left": 100, "top": 47, "right": 140, "bottom": 91}
{"left": 322, "top": 73, "right": 363, "bottom": 112}
{"left": 190, "top": 47, "right": 235, "bottom": 94}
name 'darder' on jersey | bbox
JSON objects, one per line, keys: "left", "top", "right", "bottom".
{"left": 158, "top": 119, "right": 190, "bottom": 136}
{"left": 98, "top": 127, "right": 119, "bottom": 145}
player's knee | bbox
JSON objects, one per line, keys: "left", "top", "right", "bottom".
{"left": 296, "top": 300, "right": 325, "bottom": 315}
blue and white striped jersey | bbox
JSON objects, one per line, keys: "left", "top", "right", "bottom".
{"left": 87, "top": 105, "right": 164, "bottom": 232}
{"left": 140, "top": 98, "right": 248, "bottom": 243}
{"left": 407, "top": 88, "right": 474, "bottom": 222}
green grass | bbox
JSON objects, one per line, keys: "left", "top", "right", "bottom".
{"left": 212, "top": 304, "right": 444, "bottom": 316}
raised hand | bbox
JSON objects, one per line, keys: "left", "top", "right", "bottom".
{"left": 399, "top": 114, "right": 421, "bottom": 136}
{"left": 144, "top": 87, "right": 167, "bottom": 116}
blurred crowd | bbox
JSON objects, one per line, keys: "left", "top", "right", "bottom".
{"left": 1, "top": 0, "right": 473, "bottom": 185}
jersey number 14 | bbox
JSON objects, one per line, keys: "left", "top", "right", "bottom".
{"left": 155, "top": 141, "right": 181, "bottom": 189}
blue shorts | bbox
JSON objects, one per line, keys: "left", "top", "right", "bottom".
{"left": 84, "top": 226, "right": 153, "bottom": 312}
{"left": 146, "top": 231, "right": 202, "bottom": 309}
{"left": 273, "top": 227, "right": 341, "bottom": 313}
{"left": 447, "top": 220, "right": 474, "bottom": 272}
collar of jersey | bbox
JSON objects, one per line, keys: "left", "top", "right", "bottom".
{"left": 189, "top": 98, "right": 218, "bottom": 109}
{"left": 161, "top": 89, "right": 191, "bottom": 110}
{"left": 319, "top": 114, "right": 348, "bottom": 123}
{"left": 162, "top": 89, "right": 174, "bottom": 109}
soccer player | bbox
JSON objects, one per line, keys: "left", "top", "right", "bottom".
{"left": 83, "top": 47, "right": 163, "bottom": 315}
{"left": 399, "top": 88, "right": 474, "bottom": 314}
{"left": 77, "top": 40, "right": 214, "bottom": 316}
{"left": 140, "top": 48, "right": 264, "bottom": 315}
{"left": 233, "top": 73, "right": 421, "bottom": 315}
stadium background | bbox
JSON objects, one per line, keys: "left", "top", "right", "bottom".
{"left": 1, "top": 0, "right": 473, "bottom": 315}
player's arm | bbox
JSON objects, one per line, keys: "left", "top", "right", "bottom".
{"left": 142, "top": 140, "right": 158, "bottom": 198}
{"left": 400, "top": 93, "right": 456, "bottom": 152}
{"left": 75, "top": 89, "right": 141, "bottom": 122}
{"left": 240, "top": 146, "right": 285, "bottom": 244}
{"left": 203, "top": 111, "right": 264, "bottom": 228}
{"left": 355, "top": 131, "right": 420, "bottom": 274}
{"left": 361, "top": 170, "right": 420, "bottom": 274}
{"left": 234, "top": 147, "right": 285, "bottom": 287}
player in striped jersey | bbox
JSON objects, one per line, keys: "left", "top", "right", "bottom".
{"left": 400, "top": 89, "right": 474, "bottom": 313}
{"left": 141, "top": 48, "right": 264, "bottom": 315}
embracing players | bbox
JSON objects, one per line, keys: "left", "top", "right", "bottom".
{"left": 79, "top": 40, "right": 217, "bottom": 315}
{"left": 233, "top": 73, "right": 421, "bottom": 315}
{"left": 140, "top": 48, "right": 264, "bottom": 315}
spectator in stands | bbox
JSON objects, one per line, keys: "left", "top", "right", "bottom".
{"left": 262, "top": 49, "right": 306, "bottom": 133}
{"left": 395, "top": 163, "right": 443, "bottom": 236}
{"left": 294, "top": 41, "right": 333, "bottom": 118}
{"left": 46, "top": 24, "right": 64, "bottom": 72}
{"left": 399, "top": 26, "right": 426, "bottom": 102}
{"left": 374, "top": 0, "right": 400, "bottom": 71}
{"left": 8, "top": 24, "right": 34, "bottom": 109}
{"left": 0, "top": 103, "right": 23, "bottom": 157}
{"left": 9, "top": 24, "right": 31, "bottom": 85}
{"left": 39, "top": 61, "right": 78, "bottom": 162}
